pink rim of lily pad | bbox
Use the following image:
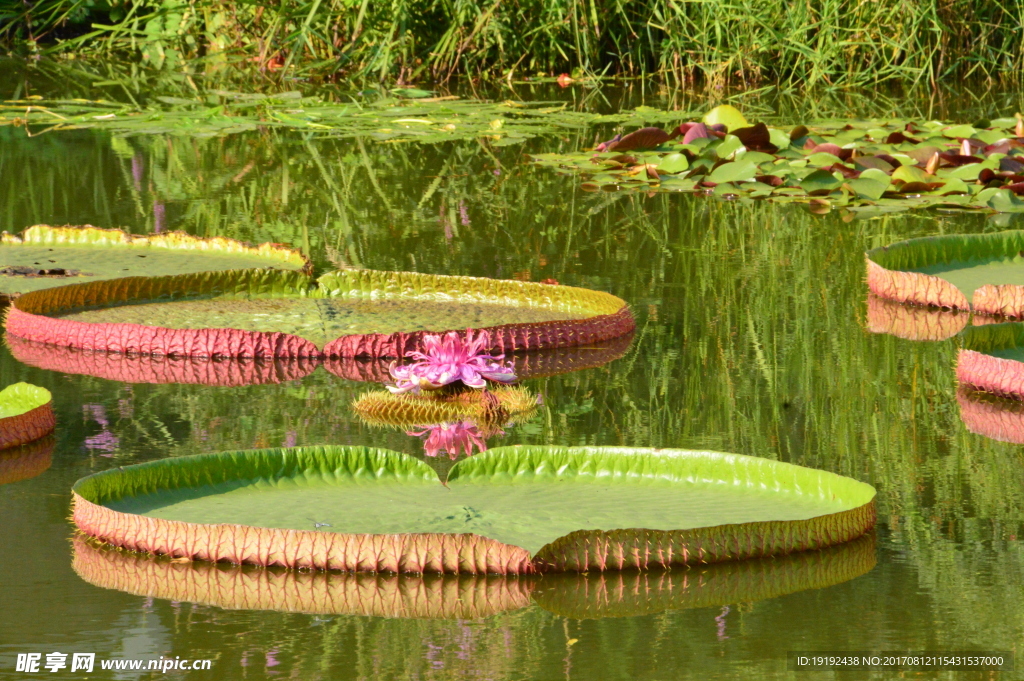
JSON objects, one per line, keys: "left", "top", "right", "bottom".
{"left": 956, "top": 322, "right": 1024, "bottom": 400}
{"left": 866, "top": 231, "right": 1024, "bottom": 318}
{"left": 0, "top": 383, "right": 56, "bottom": 450}
{"left": 4, "top": 268, "right": 633, "bottom": 360}
{"left": 71, "top": 531, "right": 874, "bottom": 619}
{"left": 956, "top": 387, "right": 1024, "bottom": 445}
{"left": 71, "top": 445, "right": 876, "bottom": 575}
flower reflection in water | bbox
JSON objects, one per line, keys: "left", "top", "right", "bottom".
{"left": 407, "top": 420, "right": 501, "bottom": 460}
{"left": 82, "top": 404, "right": 119, "bottom": 455}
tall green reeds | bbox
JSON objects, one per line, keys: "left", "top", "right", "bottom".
{"left": 2, "top": 0, "right": 1022, "bottom": 87}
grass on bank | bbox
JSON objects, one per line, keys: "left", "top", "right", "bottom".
{"left": 1, "top": 0, "right": 1023, "bottom": 87}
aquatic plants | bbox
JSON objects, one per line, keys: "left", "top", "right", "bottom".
{"left": 0, "top": 224, "right": 310, "bottom": 301}
{"left": 72, "top": 444, "right": 876, "bottom": 574}
{"left": 0, "top": 435, "right": 54, "bottom": 485}
{"left": 352, "top": 386, "right": 538, "bottom": 429}
{"left": 387, "top": 330, "right": 516, "bottom": 394}
{"left": 2, "top": 0, "right": 1022, "bottom": 87}
{"left": 0, "top": 382, "right": 55, "bottom": 449}
{"left": 5, "top": 268, "right": 632, "bottom": 359}
{"left": 532, "top": 110, "right": 1024, "bottom": 215}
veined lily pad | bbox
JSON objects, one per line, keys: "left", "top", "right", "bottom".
{"left": 957, "top": 387, "right": 1024, "bottom": 445}
{"left": 71, "top": 532, "right": 874, "bottom": 619}
{"left": 865, "top": 293, "right": 968, "bottom": 341}
{"left": 72, "top": 445, "right": 876, "bottom": 574}
{"left": 5, "top": 269, "right": 633, "bottom": 359}
{"left": 956, "top": 322, "right": 1024, "bottom": 400}
{"left": 0, "top": 382, "right": 55, "bottom": 450}
{"left": 0, "top": 225, "right": 310, "bottom": 301}
{"left": 0, "top": 436, "right": 54, "bottom": 485}
{"left": 868, "top": 231, "right": 1024, "bottom": 318}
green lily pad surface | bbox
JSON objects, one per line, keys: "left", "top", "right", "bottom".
{"left": 0, "top": 382, "right": 51, "bottom": 419}
{"left": 532, "top": 109, "right": 1024, "bottom": 215}
{"left": 74, "top": 445, "right": 876, "bottom": 573}
{"left": 56, "top": 297, "right": 587, "bottom": 347}
{"left": 0, "top": 225, "right": 309, "bottom": 298}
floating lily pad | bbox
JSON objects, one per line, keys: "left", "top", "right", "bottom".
{"left": 0, "top": 382, "right": 55, "bottom": 450}
{"left": 0, "top": 225, "right": 310, "bottom": 301}
{"left": 72, "top": 445, "right": 876, "bottom": 574}
{"left": 957, "top": 387, "right": 1024, "bottom": 445}
{"left": 71, "top": 532, "right": 874, "bottom": 619}
{"left": 868, "top": 231, "right": 1024, "bottom": 317}
{"left": 6, "top": 268, "right": 633, "bottom": 360}
{"left": 531, "top": 109, "right": 1024, "bottom": 214}
{"left": 0, "top": 436, "right": 54, "bottom": 485}
{"left": 956, "top": 322, "right": 1024, "bottom": 400}
{"left": 865, "top": 293, "right": 968, "bottom": 341}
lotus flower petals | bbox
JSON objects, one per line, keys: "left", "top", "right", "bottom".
{"left": 386, "top": 330, "right": 517, "bottom": 394}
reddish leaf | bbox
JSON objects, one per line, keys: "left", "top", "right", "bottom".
{"left": 732, "top": 123, "right": 778, "bottom": 153}
{"left": 828, "top": 163, "right": 859, "bottom": 179}
{"left": 938, "top": 152, "right": 982, "bottom": 166}
{"left": 885, "top": 131, "right": 918, "bottom": 144}
{"left": 789, "top": 125, "right": 809, "bottom": 141}
{"left": 595, "top": 134, "right": 621, "bottom": 152}
{"left": 1006, "top": 182, "right": 1024, "bottom": 195}
{"left": 682, "top": 123, "right": 711, "bottom": 144}
{"left": 755, "top": 174, "right": 784, "bottom": 187}
{"left": 605, "top": 127, "right": 673, "bottom": 152}
{"left": 1000, "top": 157, "right": 1024, "bottom": 174}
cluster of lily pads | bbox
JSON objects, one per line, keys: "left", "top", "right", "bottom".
{"left": 4, "top": 217, "right": 877, "bottom": 584}
{"left": 531, "top": 105, "right": 1024, "bottom": 215}
{"left": 866, "top": 228, "right": 1024, "bottom": 444}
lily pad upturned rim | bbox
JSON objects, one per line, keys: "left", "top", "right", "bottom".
{"left": 5, "top": 268, "right": 634, "bottom": 360}
{"left": 0, "top": 224, "right": 312, "bottom": 301}
{"left": 957, "top": 321, "right": 1024, "bottom": 400}
{"left": 72, "top": 445, "right": 876, "bottom": 575}
{"left": 0, "top": 382, "right": 56, "bottom": 450}
{"left": 71, "top": 531, "right": 875, "bottom": 620}
{"left": 866, "top": 231, "right": 1024, "bottom": 317}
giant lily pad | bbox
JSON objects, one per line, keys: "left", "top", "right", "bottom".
{"left": 868, "top": 231, "right": 1024, "bottom": 318}
{"left": 956, "top": 322, "right": 1024, "bottom": 400}
{"left": 71, "top": 532, "right": 874, "bottom": 619}
{"left": 0, "top": 382, "right": 55, "bottom": 450}
{"left": 0, "top": 225, "right": 310, "bottom": 302}
{"left": 5, "top": 269, "right": 633, "bottom": 359}
{"left": 72, "top": 445, "right": 876, "bottom": 575}
{"left": 352, "top": 387, "right": 539, "bottom": 431}
{"left": 0, "top": 436, "right": 54, "bottom": 485}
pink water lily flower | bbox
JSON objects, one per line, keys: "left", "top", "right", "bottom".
{"left": 387, "top": 330, "right": 517, "bottom": 395}
{"left": 407, "top": 421, "right": 500, "bottom": 459}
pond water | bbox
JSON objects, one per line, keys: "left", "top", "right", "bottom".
{"left": 2, "top": 69, "right": 1024, "bottom": 679}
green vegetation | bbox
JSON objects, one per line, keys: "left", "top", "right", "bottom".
{"left": 2, "top": 0, "right": 1022, "bottom": 86}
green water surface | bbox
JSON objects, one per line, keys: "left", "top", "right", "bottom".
{"left": 2, "top": 74, "right": 1023, "bottom": 681}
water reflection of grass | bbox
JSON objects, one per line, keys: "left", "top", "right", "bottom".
{"left": 4, "top": 104, "right": 1024, "bottom": 660}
